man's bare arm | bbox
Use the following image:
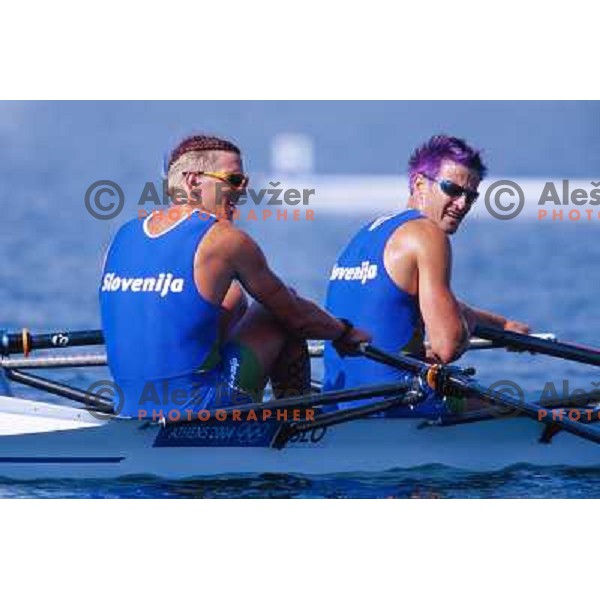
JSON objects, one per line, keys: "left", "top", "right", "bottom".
{"left": 414, "top": 223, "right": 470, "bottom": 363}
{"left": 223, "top": 228, "right": 370, "bottom": 345}
{"left": 458, "top": 303, "right": 530, "bottom": 334}
{"left": 219, "top": 281, "right": 248, "bottom": 339}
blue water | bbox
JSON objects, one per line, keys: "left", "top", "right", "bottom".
{"left": 2, "top": 466, "right": 600, "bottom": 498}
{"left": 2, "top": 201, "right": 600, "bottom": 497}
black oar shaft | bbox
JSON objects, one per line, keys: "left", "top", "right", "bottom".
{"left": 359, "top": 344, "right": 426, "bottom": 376}
{"left": 272, "top": 391, "right": 419, "bottom": 449}
{"left": 1, "top": 329, "right": 104, "bottom": 356}
{"left": 445, "top": 374, "right": 600, "bottom": 445}
{"left": 474, "top": 325, "right": 600, "bottom": 368}
{"left": 5, "top": 368, "right": 114, "bottom": 413}
{"left": 193, "top": 381, "right": 414, "bottom": 421}
{"left": 358, "top": 343, "right": 600, "bottom": 445}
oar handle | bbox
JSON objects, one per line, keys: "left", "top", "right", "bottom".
{"left": 0, "top": 328, "right": 105, "bottom": 356}
{"left": 467, "top": 332, "right": 556, "bottom": 349}
{"left": 474, "top": 325, "right": 600, "bottom": 367}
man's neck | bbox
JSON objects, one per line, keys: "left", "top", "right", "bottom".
{"left": 145, "top": 204, "right": 212, "bottom": 235}
{"left": 406, "top": 196, "right": 420, "bottom": 211}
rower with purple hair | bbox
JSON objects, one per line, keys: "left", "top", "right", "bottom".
{"left": 324, "top": 134, "right": 530, "bottom": 415}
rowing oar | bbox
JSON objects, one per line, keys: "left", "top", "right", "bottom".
{"left": 306, "top": 334, "right": 556, "bottom": 358}
{"left": 0, "top": 327, "right": 557, "bottom": 359}
{"left": 473, "top": 324, "right": 600, "bottom": 368}
{"left": 180, "top": 381, "right": 416, "bottom": 421}
{"left": 4, "top": 368, "right": 114, "bottom": 413}
{"left": 358, "top": 343, "right": 600, "bottom": 445}
{"left": 271, "top": 390, "right": 423, "bottom": 449}
{"left": 0, "top": 328, "right": 324, "bottom": 359}
{"left": 0, "top": 328, "right": 104, "bottom": 356}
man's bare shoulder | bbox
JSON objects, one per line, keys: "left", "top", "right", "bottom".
{"left": 388, "top": 216, "right": 449, "bottom": 254}
{"left": 200, "top": 220, "right": 259, "bottom": 258}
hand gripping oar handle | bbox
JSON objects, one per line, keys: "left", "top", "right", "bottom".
{"left": 357, "top": 343, "right": 600, "bottom": 445}
{"left": 357, "top": 343, "right": 476, "bottom": 390}
{"left": 473, "top": 325, "right": 600, "bottom": 368}
{"left": 0, "top": 329, "right": 104, "bottom": 356}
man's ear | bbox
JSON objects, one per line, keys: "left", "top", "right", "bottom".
{"left": 414, "top": 174, "right": 425, "bottom": 191}
{"left": 185, "top": 172, "right": 202, "bottom": 189}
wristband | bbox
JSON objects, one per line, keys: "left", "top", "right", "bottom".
{"left": 334, "top": 318, "right": 354, "bottom": 342}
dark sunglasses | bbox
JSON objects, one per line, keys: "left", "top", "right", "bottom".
{"left": 422, "top": 174, "right": 479, "bottom": 205}
{"left": 184, "top": 171, "right": 249, "bottom": 190}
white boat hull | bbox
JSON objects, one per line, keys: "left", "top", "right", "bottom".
{"left": 0, "top": 395, "right": 598, "bottom": 480}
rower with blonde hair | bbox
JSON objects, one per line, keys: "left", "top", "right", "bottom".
{"left": 100, "top": 134, "right": 370, "bottom": 419}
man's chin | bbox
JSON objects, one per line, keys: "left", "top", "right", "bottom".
{"left": 443, "top": 217, "right": 464, "bottom": 234}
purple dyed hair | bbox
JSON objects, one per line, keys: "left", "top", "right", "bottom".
{"left": 408, "top": 135, "right": 487, "bottom": 193}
